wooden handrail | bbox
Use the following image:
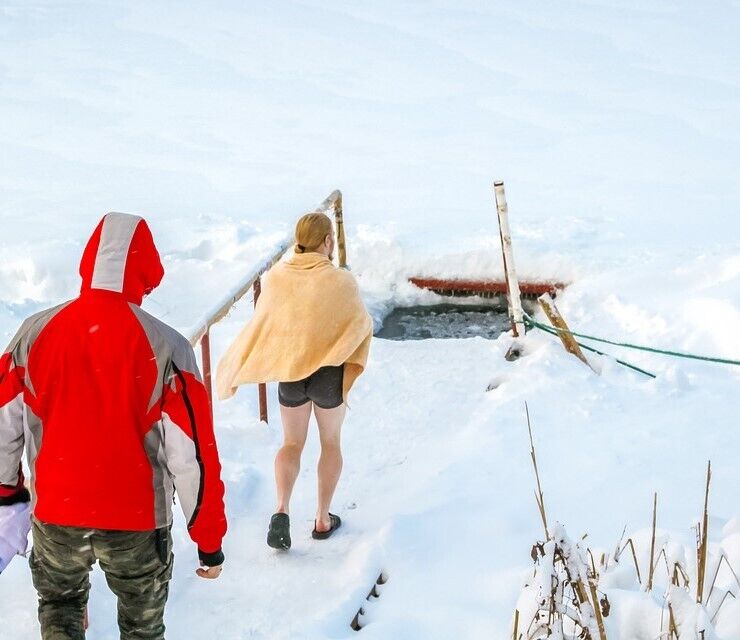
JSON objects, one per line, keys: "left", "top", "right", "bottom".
{"left": 187, "top": 238, "right": 292, "bottom": 347}
{"left": 317, "top": 189, "right": 342, "bottom": 211}
{"left": 188, "top": 188, "right": 346, "bottom": 347}
{"left": 188, "top": 189, "right": 345, "bottom": 423}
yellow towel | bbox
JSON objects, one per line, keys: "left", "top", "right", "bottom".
{"left": 216, "top": 252, "right": 373, "bottom": 403}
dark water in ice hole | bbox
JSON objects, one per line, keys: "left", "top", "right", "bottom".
{"left": 375, "top": 303, "right": 512, "bottom": 341}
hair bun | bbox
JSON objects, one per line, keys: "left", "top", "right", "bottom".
{"left": 294, "top": 212, "right": 332, "bottom": 255}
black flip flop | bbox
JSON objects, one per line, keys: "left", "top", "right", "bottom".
{"left": 312, "top": 513, "right": 342, "bottom": 540}
{"left": 267, "top": 513, "right": 291, "bottom": 550}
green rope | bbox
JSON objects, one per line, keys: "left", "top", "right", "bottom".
{"left": 524, "top": 313, "right": 740, "bottom": 367}
{"left": 527, "top": 318, "right": 656, "bottom": 378}
{"left": 523, "top": 311, "right": 740, "bottom": 376}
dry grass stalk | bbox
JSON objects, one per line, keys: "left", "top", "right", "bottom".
{"left": 613, "top": 526, "right": 627, "bottom": 563}
{"left": 653, "top": 549, "right": 690, "bottom": 589}
{"left": 513, "top": 609, "right": 520, "bottom": 640}
{"left": 555, "top": 536, "right": 603, "bottom": 639}
{"left": 514, "top": 445, "right": 735, "bottom": 637}
{"left": 655, "top": 548, "right": 670, "bottom": 580}
{"left": 673, "top": 562, "right": 690, "bottom": 588}
{"left": 618, "top": 538, "right": 643, "bottom": 585}
{"left": 647, "top": 550, "right": 692, "bottom": 596}
{"left": 696, "top": 461, "right": 711, "bottom": 603}
{"left": 705, "top": 553, "right": 740, "bottom": 623}
{"left": 587, "top": 549, "right": 598, "bottom": 576}
{"left": 525, "top": 403, "right": 549, "bottom": 540}
{"left": 710, "top": 591, "right": 737, "bottom": 624}
{"left": 647, "top": 492, "right": 658, "bottom": 591}
{"left": 707, "top": 553, "right": 740, "bottom": 596}
{"left": 658, "top": 598, "right": 667, "bottom": 637}
{"left": 588, "top": 581, "right": 607, "bottom": 640}
{"left": 574, "top": 577, "right": 590, "bottom": 606}
{"left": 522, "top": 534, "right": 608, "bottom": 640}
{"left": 668, "top": 603, "right": 678, "bottom": 640}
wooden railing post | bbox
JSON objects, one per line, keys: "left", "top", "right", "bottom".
{"left": 493, "top": 180, "right": 526, "bottom": 337}
{"left": 317, "top": 190, "right": 347, "bottom": 269}
{"left": 254, "top": 276, "right": 268, "bottom": 423}
{"left": 334, "top": 192, "right": 348, "bottom": 268}
{"left": 201, "top": 329, "right": 214, "bottom": 417}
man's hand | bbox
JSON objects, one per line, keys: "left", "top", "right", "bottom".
{"left": 196, "top": 564, "right": 223, "bottom": 580}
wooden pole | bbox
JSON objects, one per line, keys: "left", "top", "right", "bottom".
{"left": 493, "top": 181, "right": 525, "bottom": 337}
{"left": 538, "top": 293, "right": 594, "bottom": 371}
{"left": 254, "top": 276, "right": 268, "bottom": 423}
{"left": 333, "top": 191, "right": 348, "bottom": 268}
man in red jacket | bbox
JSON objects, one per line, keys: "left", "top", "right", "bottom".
{"left": 0, "top": 212, "right": 227, "bottom": 639}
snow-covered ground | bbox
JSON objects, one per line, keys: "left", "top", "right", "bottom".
{"left": 2, "top": 2, "right": 740, "bottom": 638}
{"left": 1, "top": 228, "right": 738, "bottom": 639}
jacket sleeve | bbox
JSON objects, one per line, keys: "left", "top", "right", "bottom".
{"left": 0, "top": 342, "right": 30, "bottom": 506}
{"left": 161, "top": 341, "right": 227, "bottom": 566}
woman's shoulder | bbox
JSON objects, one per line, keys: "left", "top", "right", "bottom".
{"left": 266, "top": 257, "right": 292, "bottom": 278}
{"left": 331, "top": 266, "right": 361, "bottom": 293}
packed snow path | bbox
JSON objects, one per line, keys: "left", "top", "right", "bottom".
{"left": 0, "top": 332, "right": 505, "bottom": 639}
{"left": 168, "top": 333, "right": 513, "bottom": 640}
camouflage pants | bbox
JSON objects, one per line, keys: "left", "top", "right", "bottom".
{"left": 30, "top": 518, "right": 173, "bottom": 640}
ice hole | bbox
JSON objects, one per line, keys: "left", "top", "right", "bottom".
{"left": 375, "top": 302, "right": 518, "bottom": 341}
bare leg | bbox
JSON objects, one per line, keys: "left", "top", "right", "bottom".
{"left": 313, "top": 403, "right": 346, "bottom": 532}
{"left": 275, "top": 402, "right": 312, "bottom": 514}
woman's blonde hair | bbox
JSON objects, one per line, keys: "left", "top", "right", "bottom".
{"left": 294, "top": 212, "right": 333, "bottom": 254}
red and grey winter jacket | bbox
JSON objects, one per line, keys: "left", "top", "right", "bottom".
{"left": 0, "top": 213, "right": 226, "bottom": 566}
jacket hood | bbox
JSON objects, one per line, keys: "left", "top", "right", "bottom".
{"left": 79, "top": 212, "right": 164, "bottom": 305}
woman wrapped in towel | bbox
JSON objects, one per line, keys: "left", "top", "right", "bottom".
{"left": 217, "top": 212, "right": 373, "bottom": 550}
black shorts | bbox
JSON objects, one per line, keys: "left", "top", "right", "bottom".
{"left": 278, "top": 365, "right": 344, "bottom": 409}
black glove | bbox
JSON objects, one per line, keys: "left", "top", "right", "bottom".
{"left": 198, "top": 547, "right": 225, "bottom": 567}
{"left": 0, "top": 486, "right": 31, "bottom": 506}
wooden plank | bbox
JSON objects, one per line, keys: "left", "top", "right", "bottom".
{"left": 538, "top": 293, "right": 594, "bottom": 371}
{"left": 408, "top": 277, "right": 565, "bottom": 297}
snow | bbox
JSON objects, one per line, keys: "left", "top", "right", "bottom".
{"left": 1, "top": 1, "right": 740, "bottom": 638}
